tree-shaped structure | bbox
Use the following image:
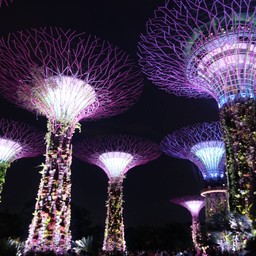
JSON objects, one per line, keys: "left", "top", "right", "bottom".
{"left": 161, "top": 122, "right": 227, "bottom": 223}
{"left": 0, "top": 118, "right": 44, "bottom": 203}
{"left": 0, "top": 28, "right": 143, "bottom": 255}
{"left": 74, "top": 135, "right": 161, "bottom": 254}
{"left": 139, "top": 0, "right": 256, "bottom": 225}
{"left": 171, "top": 196, "right": 205, "bottom": 251}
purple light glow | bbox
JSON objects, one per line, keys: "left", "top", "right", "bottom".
{"left": 99, "top": 152, "right": 133, "bottom": 178}
{"left": 138, "top": 0, "right": 256, "bottom": 107}
{"left": 0, "top": 118, "right": 45, "bottom": 203}
{"left": 74, "top": 135, "right": 161, "bottom": 179}
{"left": 171, "top": 195, "right": 205, "bottom": 250}
{"left": 161, "top": 122, "right": 226, "bottom": 183}
{"left": 0, "top": 118, "right": 45, "bottom": 161}
{"left": 0, "top": 27, "right": 143, "bottom": 254}
{"left": 74, "top": 135, "right": 161, "bottom": 253}
{"left": 0, "top": 27, "right": 143, "bottom": 125}
{"left": 171, "top": 196, "right": 205, "bottom": 218}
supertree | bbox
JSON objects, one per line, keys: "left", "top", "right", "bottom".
{"left": 74, "top": 135, "right": 161, "bottom": 254}
{"left": 171, "top": 195, "right": 205, "bottom": 251}
{"left": 161, "top": 122, "right": 227, "bottom": 223}
{"left": 0, "top": 28, "right": 143, "bottom": 255}
{"left": 0, "top": 118, "right": 44, "bottom": 203}
{"left": 139, "top": 0, "right": 256, "bottom": 226}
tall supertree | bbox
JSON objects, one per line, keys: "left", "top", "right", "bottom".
{"left": 139, "top": 0, "right": 256, "bottom": 226}
{"left": 161, "top": 122, "right": 227, "bottom": 223}
{"left": 0, "top": 28, "right": 143, "bottom": 255}
{"left": 171, "top": 195, "right": 205, "bottom": 251}
{"left": 0, "top": 118, "right": 44, "bottom": 203}
{"left": 74, "top": 135, "right": 161, "bottom": 254}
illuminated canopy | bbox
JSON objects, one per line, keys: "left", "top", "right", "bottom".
{"left": 99, "top": 152, "right": 133, "bottom": 178}
{"left": 35, "top": 76, "right": 97, "bottom": 122}
{"left": 138, "top": 0, "right": 256, "bottom": 107}
{"left": 182, "top": 200, "right": 205, "bottom": 217}
{"left": 190, "top": 141, "right": 225, "bottom": 179}
{"left": 0, "top": 138, "right": 22, "bottom": 163}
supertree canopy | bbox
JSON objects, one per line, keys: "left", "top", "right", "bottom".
{"left": 0, "top": 27, "right": 143, "bottom": 255}
{"left": 0, "top": 118, "right": 44, "bottom": 203}
{"left": 171, "top": 195, "right": 205, "bottom": 251}
{"left": 74, "top": 135, "right": 161, "bottom": 254}
{"left": 139, "top": 0, "right": 256, "bottom": 226}
{"left": 161, "top": 122, "right": 227, "bottom": 222}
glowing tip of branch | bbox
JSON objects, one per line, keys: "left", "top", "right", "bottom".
{"left": 99, "top": 152, "right": 133, "bottom": 177}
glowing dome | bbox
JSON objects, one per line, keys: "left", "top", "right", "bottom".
{"left": 99, "top": 152, "right": 133, "bottom": 178}
{"left": 0, "top": 138, "right": 22, "bottom": 163}
{"left": 38, "top": 76, "right": 97, "bottom": 122}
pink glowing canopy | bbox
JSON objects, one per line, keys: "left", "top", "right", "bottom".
{"left": 138, "top": 0, "right": 256, "bottom": 107}
{"left": 161, "top": 122, "right": 226, "bottom": 182}
{"left": 0, "top": 27, "right": 143, "bottom": 124}
{"left": 0, "top": 118, "right": 45, "bottom": 162}
{"left": 171, "top": 195, "right": 205, "bottom": 218}
{"left": 74, "top": 135, "right": 161, "bottom": 178}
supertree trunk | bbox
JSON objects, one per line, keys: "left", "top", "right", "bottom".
{"left": 103, "top": 176, "right": 126, "bottom": 254}
{"left": 0, "top": 163, "right": 9, "bottom": 203}
{"left": 220, "top": 99, "right": 256, "bottom": 226}
{"left": 191, "top": 216, "right": 201, "bottom": 252}
{"left": 24, "top": 121, "right": 74, "bottom": 255}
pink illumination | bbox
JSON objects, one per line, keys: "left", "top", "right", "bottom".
{"left": 74, "top": 135, "right": 161, "bottom": 253}
{"left": 99, "top": 152, "right": 133, "bottom": 178}
{"left": 0, "top": 118, "right": 44, "bottom": 161}
{"left": 182, "top": 200, "right": 205, "bottom": 218}
{"left": 0, "top": 139, "right": 22, "bottom": 163}
{"left": 171, "top": 196, "right": 205, "bottom": 250}
{"left": 138, "top": 0, "right": 256, "bottom": 107}
{"left": 38, "top": 76, "right": 97, "bottom": 122}
{"left": 0, "top": 27, "right": 143, "bottom": 255}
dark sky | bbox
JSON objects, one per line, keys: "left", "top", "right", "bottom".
{"left": 0, "top": 0, "right": 219, "bottom": 228}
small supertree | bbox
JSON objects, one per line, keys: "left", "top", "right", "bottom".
{"left": 0, "top": 118, "right": 44, "bottom": 203}
{"left": 139, "top": 0, "right": 256, "bottom": 226}
{"left": 171, "top": 195, "right": 205, "bottom": 251}
{"left": 162, "top": 122, "right": 227, "bottom": 223}
{"left": 0, "top": 28, "right": 143, "bottom": 255}
{"left": 74, "top": 135, "right": 161, "bottom": 254}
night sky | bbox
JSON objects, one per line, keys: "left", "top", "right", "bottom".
{"left": 0, "top": 0, "right": 219, "bottom": 228}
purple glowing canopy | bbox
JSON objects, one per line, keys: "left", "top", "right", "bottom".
{"left": 0, "top": 27, "right": 143, "bottom": 124}
{"left": 74, "top": 135, "right": 161, "bottom": 178}
{"left": 139, "top": 0, "right": 256, "bottom": 107}
{"left": 161, "top": 122, "right": 226, "bottom": 181}
{"left": 0, "top": 118, "right": 45, "bottom": 162}
{"left": 171, "top": 195, "right": 205, "bottom": 218}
